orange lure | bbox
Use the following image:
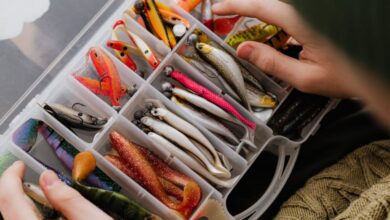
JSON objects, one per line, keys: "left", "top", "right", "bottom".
{"left": 74, "top": 75, "right": 129, "bottom": 97}
{"left": 175, "top": 0, "right": 202, "bottom": 12}
{"left": 106, "top": 40, "right": 137, "bottom": 71}
{"left": 89, "top": 47, "right": 123, "bottom": 110}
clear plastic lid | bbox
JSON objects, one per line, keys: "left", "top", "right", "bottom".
{"left": 0, "top": 0, "right": 127, "bottom": 132}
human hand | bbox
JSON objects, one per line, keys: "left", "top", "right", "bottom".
{"left": 212, "top": 0, "right": 361, "bottom": 97}
{"left": 0, "top": 161, "right": 112, "bottom": 220}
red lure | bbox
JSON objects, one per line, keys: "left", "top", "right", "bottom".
{"left": 89, "top": 47, "right": 122, "bottom": 110}
{"left": 169, "top": 69, "right": 256, "bottom": 130}
{"left": 106, "top": 40, "right": 137, "bottom": 71}
{"left": 74, "top": 75, "right": 128, "bottom": 97}
{"left": 214, "top": 15, "right": 241, "bottom": 36}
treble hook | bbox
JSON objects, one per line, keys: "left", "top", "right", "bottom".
{"left": 72, "top": 102, "right": 86, "bottom": 110}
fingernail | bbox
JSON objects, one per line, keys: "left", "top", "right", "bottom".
{"left": 41, "top": 170, "right": 60, "bottom": 187}
{"left": 212, "top": 2, "right": 222, "bottom": 12}
{"left": 237, "top": 44, "right": 254, "bottom": 59}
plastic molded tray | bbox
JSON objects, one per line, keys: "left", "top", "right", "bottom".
{"left": 0, "top": 0, "right": 338, "bottom": 219}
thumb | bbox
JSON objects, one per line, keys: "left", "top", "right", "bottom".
{"left": 39, "top": 170, "right": 112, "bottom": 220}
{"left": 237, "top": 41, "right": 321, "bottom": 93}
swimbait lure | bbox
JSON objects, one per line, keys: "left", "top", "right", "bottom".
{"left": 164, "top": 68, "right": 256, "bottom": 130}
{"left": 109, "top": 131, "right": 201, "bottom": 218}
{"left": 143, "top": 0, "right": 170, "bottom": 47}
{"left": 12, "top": 118, "right": 41, "bottom": 152}
{"left": 150, "top": 105, "right": 230, "bottom": 174}
{"left": 148, "top": 132, "right": 239, "bottom": 187}
{"left": 171, "top": 96, "right": 240, "bottom": 144}
{"left": 196, "top": 42, "right": 250, "bottom": 109}
{"left": 226, "top": 23, "right": 280, "bottom": 48}
{"left": 140, "top": 116, "right": 230, "bottom": 178}
{"left": 246, "top": 84, "right": 277, "bottom": 109}
{"left": 42, "top": 103, "right": 108, "bottom": 131}
{"left": 114, "top": 19, "right": 160, "bottom": 69}
{"left": 73, "top": 75, "right": 132, "bottom": 97}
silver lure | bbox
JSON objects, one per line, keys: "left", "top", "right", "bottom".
{"left": 196, "top": 42, "right": 250, "bottom": 109}
{"left": 150, "top": 107, "right": 230, "bottom": 174}
{"left": 141, "top": 116, "right": 230, "bottom": 178}
{"left": 148, "top": 132, "right": 238, "bottom": 187}
{"left": 43, "top": 103, "right": 107, "bottom": 130}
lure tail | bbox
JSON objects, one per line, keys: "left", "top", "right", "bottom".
{"left": 12, "top": 118, "right": 42, "bottom": 152}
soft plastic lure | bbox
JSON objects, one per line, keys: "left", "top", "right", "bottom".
{"left": 143, "top": 0, "right": 170, "bottom": 47}
{"left": 114, "top": 19, "right": 160, "bottom": 69}
{"left": 89, "top": 47, "right": 123, "bottom": 110}
{"left": 109, "top": 131, "right": 201, "bottom": 218}
{"left": 175, "top": 0, "right": 202, "bottom": 12}
{"left": 73, "top": 75, "right": 131, "bottom": 97}
{"left": 226, "top": 23, "right": 280, "bottom": 48}
{"left": 12, "top": 118, "right": 42, "bottom": 152}
{"left": 72, "top": 151, "right": 96, "bottom": 182}
{"left": 165, "top": 68, "right": 256, "bottom": 130}
{"left": 148, "top": 132, "right": 239, "bottom": 188}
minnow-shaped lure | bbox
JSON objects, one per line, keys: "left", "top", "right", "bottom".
{"left": 114, "top": 20, "right": 160, "bottom": 69}
{"left": 143, "top": 0, "right": 170, "bottom": 47}
{"left": 159, "top": 8, "right": 190, "bottom": 28}
{"left": 166, "top": 26, "right": 177, "bottom": 48}
{"left": 171, "top": 96, "right": 240, "bottom": 144}
{"left": 246, "top": 84, "right": 277, "bottom": 109}
{"left": 109, "top": 131, "right": 200, "bottom": 218}
{"left": 134, "top": 1, "right": 155, "bottom": 34}
{"left": 196, "top": 42, "right": 250, "bottom": 109}
{"left": 150, "top": 106, "right": 230, "bottom": 174}
{"left": 89, "top": 47, "right": 123, "bottom": 110}
{"left": 106, "top": 39, "right": 138, "bottom": 71}
{"left": 165, "top": 68, "right": 256, "bottom": 130}
{"left": 12, "top": 118, "right": 41, "bottom": 152}
{"left": 140, "top": 116, "right": 230, "bottom": 178}
{"left": 226, "top": 23, "right": 280, "bottom": 48}
{"left": 147, "top": 132, "right": 239, "bottom": 188}
{"left": 73, "top": 75, "right": 132, "bottom": 97}
{"left": 42, "top": 103, "right": 108, "bottom": 131}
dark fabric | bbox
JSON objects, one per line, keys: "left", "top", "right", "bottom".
{"left": 291, "top": 0, "right": 390, "bottom": 84}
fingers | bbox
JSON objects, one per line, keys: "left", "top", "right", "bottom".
{"left": 0, "top": 161, "right": 39, "bottom": 220}
{"left": 212, "top": 0, "right": 314, "bottom": 43}
{"left": 39, "top": 170, "right": 112, "bottom": 220}
{"left": 237, "top": 41, "right": 329, "bottom": 94}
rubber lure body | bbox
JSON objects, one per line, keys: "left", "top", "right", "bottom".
{"left": 148, "top": 132, "right": 238, "bottom": 187}
{"left": 114, "top": 20, "right": 160, "bottom": 69}
{"left": 196, "top": 42, "right": 250, "bottom": 109}
{"left": 73, "top": 75, "right": 129, "bottom": 97}
{"left": 151, "top": 107, "right": 230, "bottom": 174}
{"left": 201, "top": 0, "right": 214, "bottom": 30}
{"left": 143, "top": 0, "right": 170, "bottom": 47}
{"left": 175, "top": 0, "right": 202, "bottom": 12}
{"left": 159, "top": 8, "right": 190, "bottom": 28}
{"left": 226, "top": 23, "right": 279, "bottom": 48}
{"left": 73, "top": 151, "right": 97, "bottom": 182}
{"left": 12, "top": 118, "right": 41, "bottom": 152}
{"left": 168, "top": 70, "right": 256, "bottom": 130}
{"left": 43, "top": 103, "right": 108, "bottom": 131}
{"left": 171, "top": 96, "right": 239, "bottom": 144}
{"left": 166, "top": 26, "right": 177, "bottom": 48}
{"left": 89, "top": 47, "right": 122, "bottom": 110}
{"left": 169, "top": 87, "right": 237, "bottom": 124}
{"left": 141, "top": 116, "right": 230, "bottom": 178}
{"left": 38, "top": 124, "right": 120, "bottom": 191}
{"left": 109, "top": 131, "right": 199, "bottom": 218}
{"left": 71, "top": 180, "right": 160, "bottom": 220}
{"left": 246, "top": 84, "right": 277, "bottom": 109}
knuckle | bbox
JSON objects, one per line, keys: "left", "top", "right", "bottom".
{"left": 252, "top": 52, "right": 276, "bottom": 74}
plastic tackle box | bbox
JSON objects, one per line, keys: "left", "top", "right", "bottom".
{"left": 0, "top": 0, "right": 338, "bottom": 219}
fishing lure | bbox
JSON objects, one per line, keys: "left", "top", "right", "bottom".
{"left": 73, "top": 151, "right": 96, "bottom": 182}
{"left": 109, "top": 131, "right": 201, "bottom": 218}
{"left": 175, "top": 0, "right": 202, "bottom": 12}
{"left": 159, "top": 8, "right": 190, "bottom": 28}
{"left": 107, "top": 41, "right": 138, "bottom": 71}
{"left": 143, "top": 0, "right": 170, "bottom": 47}
{"left": 140, "top": 116, "right": 230, "bottom": 178}
{"left": 150, "top": 105, "right": 230, "bottom": 174}
{"left": 23, "top": 182, "right": 61, "bottom": 219}
{"left": 214, "top": 15, "right": 241, "bottom": 37}
{"left": 201, "top": 0, "right": 214, "bottom": 31}
{"left": 265, "top": 30, "right": 290, "bottom": 50}
{"left": 114, "top": 19, "right": 160, "bottom": 69}
{"left": 148, "top": 132, "right": 239, "bottom": 187}
{"left": 164, "top": 67, "right": 256, "bottom": 130}
{"left": 134, "top": 1, "right": 155, "bottom": 34}
{"left": 88, "top": 47, "right": 123, "bottom": 110}
{"left": 171, "top": 96, "right": 240, "bottom": 144}
{"left": 196, "top": 42, "right": 250, "bottom": 109}
{"left": 42, "top": 103, "right": 108, "bottom": 131}
{"left": 74, "top": 75, "right": 133, "bottom": 97}
{"left": 12, "top": 118, "right": 41, "bottom": 152}
{"left": 226, "top": 23, "right": 280, "bottom": 48}
{"left": 246, "top": 84, "right": 277, "bottom": 109}
{"left": 166, "top": 26, "right": 177, "bottom": 48}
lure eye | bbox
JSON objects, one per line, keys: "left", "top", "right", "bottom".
{"left": 120, "top": 52, "right": 125, "bottom": 57}
{"left": 78, "top": 113, "right": 83, "bottom": 117}
{"left": 94, "top": 52, "right": 98, "bottom": 57}
{"left": 123, "top": 46, "right": 128, "bottom": 51}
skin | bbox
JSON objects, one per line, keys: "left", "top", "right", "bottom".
{"left": 0, "top": 161, "right": 112, "bottom": 220}
{"left": 212, "top": 0, "right": 390, "bottom": 130}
